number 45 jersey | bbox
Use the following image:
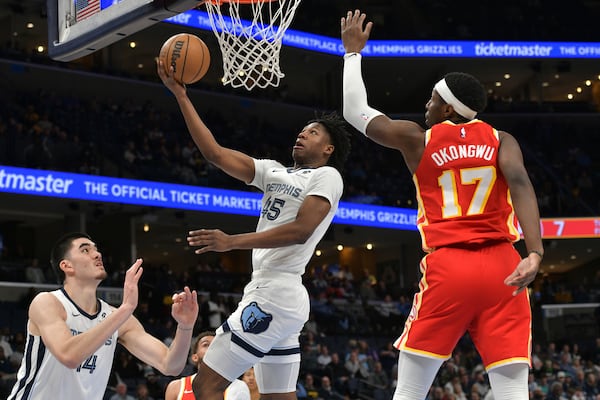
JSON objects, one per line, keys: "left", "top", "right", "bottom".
{"left": 414, "top": 120, "right": 520, "bottom": 252}
{"left": 9, "top": 288, "right": 117, "bottom": 400}
{"left": 249, "top": 158, "right": 343, "bottom": 275}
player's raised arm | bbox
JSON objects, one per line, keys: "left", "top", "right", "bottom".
{"left": 28, "top": 258, "right": 143, "bottom": 369}
{"left": 156, "top": 58, "right": 255, "bottom": 184}
{"left": 341, "top": 10, "right": 425, "bottom": 172}
{"left": 118, "top": 286, "right": 198, "bottom": 376}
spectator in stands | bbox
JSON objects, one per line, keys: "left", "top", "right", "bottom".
{"left": 143, "top": 370, "right": 165, "bottom": 400}
{"left": 299, "top": 373, "right": 319, "bottom": 399}
{"left": 366, "top": 361, "right": 390, "bottom": 400}
{"left": 113, "top": 350, "right": 143, "bottom": 382}
{"left": 344, "top": 348, "right": 370, "bottom": 396}
{"left": 318, "top": 375, "right": 344, "bottom": 400}
{"left": 583, "top": 371, "right": 600, "bottom": 399}
{"left": 134, "top": 382, "right": 154, "bottom": 400}
{"left": 310, "top": 344, "right": 329, "bottom": 373}
{"left": 0, "top": 328, "right": 12, "bottom": 360}
{"left": 24, "top": 258, "right": 46, "bottom": 283}
{"left": 470, "top": 367, "right": 490, "bottom": 398}
{"left": 110, "top": 382, "right": 135, "bottom": 400}
{"left": 323, "top": 352, "right": 350, "bottom": 394}
{"left": 546, "top": 380, "right": 567, "bottom": 400}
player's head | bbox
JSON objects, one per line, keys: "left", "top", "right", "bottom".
{"left": 190, "top": 330, "right": 215, "bottom": 367}
{"left": 427, "top": 72, "right": 487, "bottom": 126}
{"left": 294, "top": 111, "right": 351, "bottom": 172}
{"left": 50, "top": 232, "right": 94, "bottom": 283}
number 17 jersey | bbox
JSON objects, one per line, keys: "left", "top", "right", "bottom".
{"left": 414, "top": 119, "right": 520, "bottom": 252}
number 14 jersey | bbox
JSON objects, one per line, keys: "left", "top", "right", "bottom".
{"left": 9, "top": 288, "right": 117, "bottom": 400}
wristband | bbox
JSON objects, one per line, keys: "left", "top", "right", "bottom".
{"left": 177, "top": 325, "right": 193, "bottom": 331}
{"left": 528, "top": 250, "right": 543, "bottom": 260}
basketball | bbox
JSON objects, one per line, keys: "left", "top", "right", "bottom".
{"left": 159, "top": 33, "right": 210, "bottom": 84}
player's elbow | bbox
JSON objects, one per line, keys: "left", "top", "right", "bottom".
{"left": 292, "top": 227, "right": 313, "bottom": 244}
{"left": 58, "top": 354, "right": 85, "bottom": 370}
{"left": 160, "top": 362, "right": 186, "bottom": 377}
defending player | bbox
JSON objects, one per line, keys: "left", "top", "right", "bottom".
{"left": 8, "top": 232, "right": 198, "bottom": 400}
{"left": 340, "top": 10, "right": 543, "bottom": 400}
{"left": 165, "top": 331, "right": 249, "bottom": 400}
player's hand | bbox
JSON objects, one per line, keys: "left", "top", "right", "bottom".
{"left": 504, "top": 254, "right": 541, "bottom": 296}
{"left": 121, "top": 258, "right": 143, "bottom": 312}
{"left": 171, "top": 286, "right": 199, "bottom": 328}
{"left": 341, "top": 9, "right": 373, "bottom": 54}
{"left": 187, "top": 229, "right": 233, "bottom": 254}
{"left": 155, "top": 57, "right": 186, "bottom": 96}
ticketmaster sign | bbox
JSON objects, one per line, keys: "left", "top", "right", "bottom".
{"left": 0, "top": 166, "right": 418, "bottom": 231}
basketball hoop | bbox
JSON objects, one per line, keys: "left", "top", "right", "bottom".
{"left": 204, "top": 0, "right": 302, "bottom": 90}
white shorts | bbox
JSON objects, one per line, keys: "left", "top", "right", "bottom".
{"left": 203, "top": 270, "right": 309, "bottom": 386}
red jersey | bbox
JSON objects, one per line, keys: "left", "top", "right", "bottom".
{"left": 177, "top": 374, "right": 196, "bottom": 400}
{"left": 414, "top": 119, "right": 520, "bottom": 251}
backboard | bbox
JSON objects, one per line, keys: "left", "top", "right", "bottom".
{"left": 47, "top": 0, "right": 202, "bottom": 61}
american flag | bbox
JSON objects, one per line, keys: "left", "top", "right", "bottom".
{"left": 75, "top": 0, "right": 100, "bottom": 22}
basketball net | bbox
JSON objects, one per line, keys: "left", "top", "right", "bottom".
{"left": 204, "top": 0, "right": 302, "bottom": 90}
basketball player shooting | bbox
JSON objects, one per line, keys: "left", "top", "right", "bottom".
{"left": 157, "top": 58, "right": 351, "bottom": 400}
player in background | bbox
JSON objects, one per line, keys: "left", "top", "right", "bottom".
{"left": 340, "top": 10, "right": 543, "bottom": 400}
{"left": 165, "top": 331, "right": 250, "bottom": 400}
{"left": 157, "top": 58, "right": 351, "bottom": 400}
{"left": 8, "top": 232, "right": 198, "bottom": 400}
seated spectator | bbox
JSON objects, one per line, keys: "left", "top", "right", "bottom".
{"left": 318, "top": 375, "right": 344, "bottom": 400}
{"left": 24, "top": 258, "right": 45, "bottom": 283}
{"left": 110, "top": 382, "right": 135, "bottom": 400}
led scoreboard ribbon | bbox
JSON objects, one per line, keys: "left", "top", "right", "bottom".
{"left": 166, "top": 10, "right": 600, "bottom": 59}
{"left": 1, "top": 165, "right": 598, "bottom": 236}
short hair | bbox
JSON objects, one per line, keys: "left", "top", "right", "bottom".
{"left": 192, "top": 330, "right": 216, "bottom": 353}
{"left": 50, "top": 232, "right": 92, "bottom": 284}
{"left": 443, "top": 72, "right": 487, "bottom": 114}
{"left": 309, "top": 111, "right": 352, "bottom": 173}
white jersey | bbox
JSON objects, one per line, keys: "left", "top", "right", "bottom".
{"left": 225, "top": 378, "right": 251, "bottom": 400}
{"left": 249, "top": 159, "right": 343, "bottom": 275}
{"left": 8, "top": 288, "right": 118, "bottom": 400}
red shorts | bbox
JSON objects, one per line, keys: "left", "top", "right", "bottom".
{"left": 394, "top": 241, "right": 531, "bottom": 369}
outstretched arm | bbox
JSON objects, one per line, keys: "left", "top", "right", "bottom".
{"left": 341, "top": 10, "right": 425, "bottom": 173}
{"left": 119, "top": 286, "right": 198, "bottom": 376}
{"left": 187, "top": 194, "right": 331, "bottom": 253}
{"left": 29, "top": 259, "right": 144, "bottom": 369}
{"left": 156, "top": 58, "right": 255, "bottom": 183}
{"left": 498, "top": 131, "right": 543, "bottom": 295}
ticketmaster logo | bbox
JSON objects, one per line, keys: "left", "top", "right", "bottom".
{"left": 475, "top": 42, "right": 552, "bottom": 57}
{"left": 0, "top": 168, "right": 73, "bottom": 194}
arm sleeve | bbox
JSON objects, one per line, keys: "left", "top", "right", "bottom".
{"left": 342, "top": 53, "right": 385, "bottom": 135}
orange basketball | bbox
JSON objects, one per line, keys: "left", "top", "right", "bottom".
{"left": 159, "top": 33, "right": 210, "bottom": 84}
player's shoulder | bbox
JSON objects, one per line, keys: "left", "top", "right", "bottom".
{"left": 28, "top": 290, "right": 66, "bottom": 320}
{"left": 254, "top": 158, "right": 283, "bottom": 169}
{"left": 314, "top": 165, "right": 343, "bottom": 180}
{"left": 165, "top": 376, "right": 183, "bottom": 400}
{"left": 30, "top": 290, "right": 61, "bottom": 308}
